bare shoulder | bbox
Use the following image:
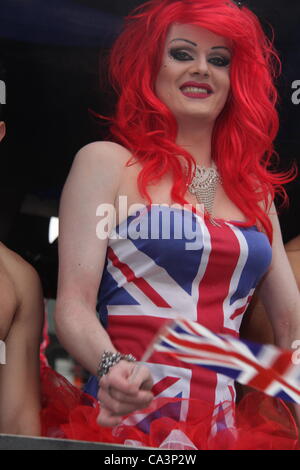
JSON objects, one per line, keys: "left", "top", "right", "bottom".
{"left": 0, "top": 244, "right": 19, "bottom": 333}
{"left": 257, "top": 188, "right": 273, "bottom": 213}
{"left": 0, "top": 243, "right": 41, "bottom": 298}
{"left": 64, "top": 141, "right": 133, "bottom": 203}
{"left": 267, "top": 202, "right": 282, "bottom": 235}
{"left": 73, "top": 141, "right": 132, "bottom": 173}
{"left": 0, "top": 242, "right": 35, "bottom": 277}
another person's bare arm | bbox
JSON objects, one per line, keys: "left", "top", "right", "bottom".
{"left": 0, "top": 244, "right": 43, "bottom": 435}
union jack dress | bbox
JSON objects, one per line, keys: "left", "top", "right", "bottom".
{"left": 41, "top": 205, "right": 299, "bottom": 448}
{"left": 86, "top": 204, "right": 271, "bottom": 401}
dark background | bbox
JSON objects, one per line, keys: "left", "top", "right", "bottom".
{"left": 0, "top": 0, "right": 299, "bottom": 300}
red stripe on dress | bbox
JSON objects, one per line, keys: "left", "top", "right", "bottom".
{"left": 107, "top": 247, "right": 171, "bottom": 308}
{"left": 228, "top": 385, "right": 235, "bottom": 402}
{"left": 196, "top": 223, "right": 240, "bottom": 329}
{"left": 222, "top": 327, "right": 240, "bottom": 338}
{"left": 151, "top": 376, "right": 180, "bottom": 397}
{"left": 230, "top": 295, "right": 252, "bottom": 321}
{"left": 192, "top": 223, "right": 240, "bottom": 404}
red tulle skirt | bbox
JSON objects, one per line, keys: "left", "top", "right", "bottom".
{"left": 40, "top": 363, "right": 300, "bottom": 450}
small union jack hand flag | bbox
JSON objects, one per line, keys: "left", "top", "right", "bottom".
{"left": 147, "top": 317, "right": 300, "bottom": 404}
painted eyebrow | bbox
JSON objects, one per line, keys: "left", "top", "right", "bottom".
{"left": 169, "top": 39, "right": 231, "bottom": 53}
{"left": 169, "top": 38, "right": 198, "bottom": 47}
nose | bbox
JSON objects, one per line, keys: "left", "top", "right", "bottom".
{"left": 189, "top": 56, "right": 210, "bottom": 78}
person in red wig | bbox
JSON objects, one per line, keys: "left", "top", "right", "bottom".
{"left": 53, "top": 0, "right": 300, "bottom": 448}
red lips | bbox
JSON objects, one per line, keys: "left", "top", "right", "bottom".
{"left": 180, "top": 82, "right": 213, "bottom": 93}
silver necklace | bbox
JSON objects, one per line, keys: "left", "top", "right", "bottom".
{"left": 187, "top": 164, "right": 221, "bottom": 224}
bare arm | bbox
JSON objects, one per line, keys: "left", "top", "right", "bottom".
{"left": 0, "top": 245, "right": 43, "bottom": 435}
{"left": 54, "top": 142, "right": 129, "bottom": 375}
{"left": 55, "top": 142, "right": 153, "bottom": 426}
{"left": 257, "top": 203, "right": 300, "bottom": 349}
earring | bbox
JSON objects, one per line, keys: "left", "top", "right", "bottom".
{"left": 232, "top": 0, "right": 244, "bottom": 8}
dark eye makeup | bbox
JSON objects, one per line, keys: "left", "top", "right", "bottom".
{"left": 168, "top": 48, "right": 231, "bottom": 67}
{"left": 169, "top": 48, "right": 193, "bottom": 61}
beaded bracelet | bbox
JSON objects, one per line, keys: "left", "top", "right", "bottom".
{"left": 97, "top": 350, "right": 137, "bottom": 378}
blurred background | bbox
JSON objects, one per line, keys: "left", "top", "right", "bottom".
{"left": 0, "top": 0, "right": 299, "bottom": 385}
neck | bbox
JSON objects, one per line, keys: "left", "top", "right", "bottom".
{"left": 176, "top": 119, "right": 214, "bottom": 167}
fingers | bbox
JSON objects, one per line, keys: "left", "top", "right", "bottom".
{"left": 97, "top": 407, "right": 123, "bottom": 427}
{"left": 97, "top": 361, "right": 154, "bottom": 427}
{"left": 98, "top": 385, "right": 153, "bottom": 415}
{"left": 130, "top": 364, "right": 154, "bottom": 391}
{"left": 100, "top": 361, "right": 153, "bottom": 395}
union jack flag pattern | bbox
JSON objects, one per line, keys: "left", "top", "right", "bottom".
{"left": 85, "top": 204, "right": 273, "bottom": 431}
{"left": 151, "top": 317, "right": 300, "bottom": 405}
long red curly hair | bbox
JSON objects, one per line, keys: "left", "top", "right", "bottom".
{"left": 103, "top": 0, "right": 295, "bottom": 241}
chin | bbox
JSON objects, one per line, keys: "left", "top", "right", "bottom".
{"left": 176, "top": 110, "right": 216, "bottom": 122}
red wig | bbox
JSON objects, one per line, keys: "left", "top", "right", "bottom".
{"left": 106, "top": 0, "right": 295, "bottom": 241}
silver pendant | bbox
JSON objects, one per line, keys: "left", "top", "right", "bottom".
{"left": 188, "top": 165, "right": 221, "bottom": 225}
